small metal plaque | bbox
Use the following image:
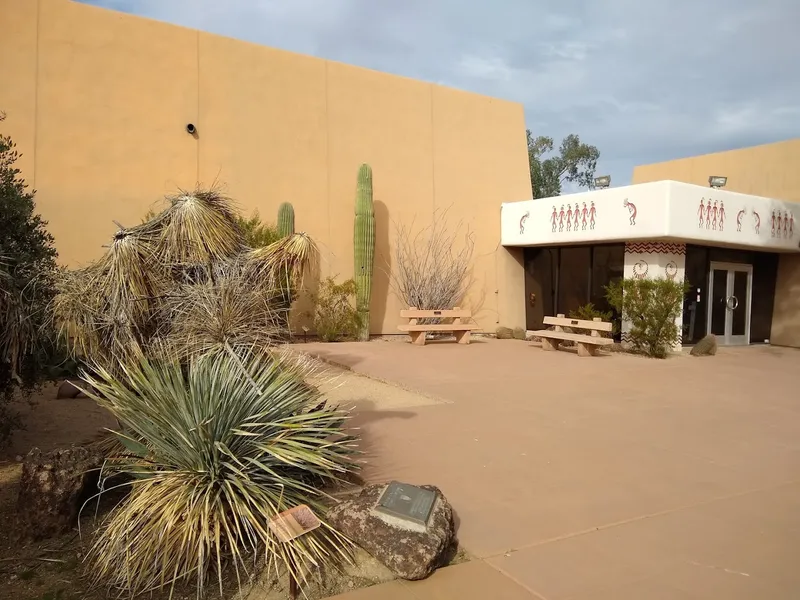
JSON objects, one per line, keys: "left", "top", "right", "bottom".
{"left": 375, "top": 481, "right": 437, "bottom": 526}
{"left": 269, "top": 504, "right": 321, "bottom": 543}
{"left": 433, "top": 310, "right": 442, "bottom": 316}
{"left": 570, "top": 320, "right": 579, "bottom": 325}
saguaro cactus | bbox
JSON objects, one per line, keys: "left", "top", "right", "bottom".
{"left": 277, "top": 202, "right": 295, "bottom": 238}
{"left": 354, "top": 164, "right": 375, "bottom": 342}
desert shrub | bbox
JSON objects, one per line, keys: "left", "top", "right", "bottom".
{"left": 568, "top": 302, "right": 615, "bottom": 337}
{"left": 312, "top": 277, "right": 360, "bottom": 342}
{"left": 391, "top": 206, "right": 474, "bottom": 312}
{"left": 82, "top": 347, "right": 357, "bottom": 597}
{"left": 52, "top": 189, "right": 315, "bottom": 367}
{"left": 237, "top": 210, "right": 281, "bottom": 248}
{"left": 0, "top": 112, "right": 60, "bottom": 445}
{"left": 605, "top": 277, "right": 689, "bottom": 358}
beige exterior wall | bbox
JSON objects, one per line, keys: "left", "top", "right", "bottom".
{"left": 0, "top": 0, "right": 531, "bottom": 335}
{"left": 631, "top": 138, "right": 800, "bottom": 201}
{"left": 632, "top": 139, "right": 800, "bottom": 348}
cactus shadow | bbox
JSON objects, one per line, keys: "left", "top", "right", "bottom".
{"left": 371, "top": 199, "right": 391, "bottom": 336}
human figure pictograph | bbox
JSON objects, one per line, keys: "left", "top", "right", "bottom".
{"left": 736, "top": 207, "right": 745, "bottom": 232}
{"left": 589, "top": 201, "right": 597, "bottom": 230}
{"left": 551, "top": 206, "right": 558, "bottom": 232}
{"left": 566, "top": 204, "right": 573, "bottom": 231}
{"left": 698, "top": 199, "right": 705, "bottom": 228}
{"left": 581, "top": 202, "right": 588, "bottom": 230}
{"left": 623, "top": 199, "right": 637, "bottom": 225}
{"left": 711, "top": 200, "right": 718, "bottom": 230}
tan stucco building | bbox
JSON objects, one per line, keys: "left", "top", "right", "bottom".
{"left": 631, "top": 141, "right": 800, "bottom": 347}
{"left": 3, "top": 0, "right": 799, "bottom": 347}
{"left": 0, "top": 0, "right": 531, "bottom": 336}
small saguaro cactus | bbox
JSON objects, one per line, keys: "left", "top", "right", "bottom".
{"left": 277, "top": 202, "right": 295, "bottom": 238}
{"left": 353, "top": 164, "right": 375, "bottom": 342}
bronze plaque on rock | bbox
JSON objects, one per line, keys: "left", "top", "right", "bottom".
{"left": 375, "top": 481, "right": 437, "bottom": 526}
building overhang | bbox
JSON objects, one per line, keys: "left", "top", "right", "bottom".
{"left": 501, "top": 180, "right": 800, "bottom": 253}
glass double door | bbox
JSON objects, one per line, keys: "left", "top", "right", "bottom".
{"left": 707, "top": 262, "right": 753, "bottom": 345}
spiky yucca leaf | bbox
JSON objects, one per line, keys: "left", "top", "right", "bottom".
{"left": 51, "top": 228, "right": 164, "bottom": 365}
{"left": 82, "top": 347, "right": 358, "bottom": 597}
{"left": 245, "top": 232, "right": 316, "bottom": 292}
{"left": 163, "top": 274, "right": 286, "bottom": 360}
{"left": 158, "top": 188, "right": 244, "bottom": 266}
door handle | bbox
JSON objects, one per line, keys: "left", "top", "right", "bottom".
{"left": 725, "top": 296, "right": 739, "bottom": 310}
{"left": 529, "top": 293, "right": 537, "bottom": 307}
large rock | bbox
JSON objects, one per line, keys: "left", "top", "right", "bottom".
{"left": 327, "top": 484, "right": 456, "bottom": 581}
{"left": 496, "top": 326, "right": 513, "bottom": 340}
{"left": 56, "top": 380, "right": 82, "bottom": 399}
{"left": 16, "top": 446, "right": 104, "bottom": 540}
{"left": 690, "top": 334, "right": 718, "bottom": 356}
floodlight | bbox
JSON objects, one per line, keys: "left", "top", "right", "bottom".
{"left": 709, "top": 175, "right": 727, "bottom": 189}
{"left": 594, "top": 175, "right": 611, "bottom": 189}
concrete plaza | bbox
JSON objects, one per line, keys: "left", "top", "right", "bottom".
{"left": 291, "top": 338, "right": 800, "bottom": 599}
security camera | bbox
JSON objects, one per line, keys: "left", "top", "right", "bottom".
{"left": 186, "top": 123, "right": 197, "bottom": 134}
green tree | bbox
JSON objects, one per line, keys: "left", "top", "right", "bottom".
{"left": 527, "top": 130, "right": 600, "bottom": 199}
{"left": 0, "top": 111, "right": 60, "bottom": 444}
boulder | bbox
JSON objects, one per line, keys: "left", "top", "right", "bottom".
{"left": 56, "top": 380, "right": 82, "bottom": 399}
{"left": 496, "top": 326, "right": 513, "bottom": 340}
{"left": 512, "top": 326, "right": 527, "bottom": 340}
{"left": 690, "top": 334, "right": 718, "bottom": 356}
{"left": 327, "top": 484, "right": 456, "bottom": 581}
{"left": 16, "top": 446, "right": 104, "bottom": 540}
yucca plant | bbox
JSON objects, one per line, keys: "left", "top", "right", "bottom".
{"left": 52, "top": 188, "right": 317, "bottom": 365}
{"left": 82, "top": 346, "right": 358, "bottom": 598}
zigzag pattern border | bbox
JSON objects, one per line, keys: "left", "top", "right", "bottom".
{"left": 625, "top": 242, "right": 686, "bottom": 255}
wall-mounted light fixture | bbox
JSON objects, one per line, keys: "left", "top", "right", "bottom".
{"left": 594, "top": 175, "right": 611, "bottom": 189}
{"left": 708, "top": 175, "right": 727, "bottom": 189}
{"left": 186, "top": 123, "right": 197, "bottom": 135}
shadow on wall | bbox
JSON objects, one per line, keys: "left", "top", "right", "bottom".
{"left": 291, "top": 249, "right": 322, "bottom": 336}
{"left": 770, "top": 254, "right": 800, "bottom": 347}
{"left": 371, "top": 199, "right": 391, "bottom": 334}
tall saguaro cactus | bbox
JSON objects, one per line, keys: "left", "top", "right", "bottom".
{"left": 354, "top": 164, "right": 375, "bottom": 342}
{"left": 277, "top": 202, "right": 295, "bottom": 238}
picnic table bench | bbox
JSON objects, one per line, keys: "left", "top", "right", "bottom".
{"left": 398, "top": 307, "right": 478, "bottom": 346}
{"left": 530, "top": 313, "right": 613, "bottom": 357}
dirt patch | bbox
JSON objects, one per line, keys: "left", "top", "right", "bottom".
{"left": 0, "top": 365, "right": 459, "bottom": 600}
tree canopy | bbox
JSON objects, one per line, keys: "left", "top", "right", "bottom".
{"left": 527, "top": 130, "right": 600, "bottom": 199}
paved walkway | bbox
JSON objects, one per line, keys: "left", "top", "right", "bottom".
{"left": 292, "top": 339, "right": 800, "bottom": 599}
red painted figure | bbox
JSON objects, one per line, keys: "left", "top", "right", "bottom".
{"left": 589, "top": 201, "right": 597, "bottom": 229}
{"left": 551, "top": 206, "right": 558, "bottom": 232}
{"left": 771, "top": 210, "right": 776, "bottom": 237}
{"left": 711, "top": 200, "right": 718, "bottom": 230}
{"left": 736, "top": 208, "right": 745, "bottom": 232}
{"left": 790, "top": 213, "right": 795, "bottom": 237}
{"left": 573, "top": 204, "right": 580, "bottom": 230}
{"left": 558, "top": 205, "right": 565, "bottom": 231}
{"left": 698, "top": 199, "right": 705, "bottom": 228}
{"left": 777, "top": 211, "right": 784, "bottom": 237}
{"left": 718, "top": 201, "right": 726, "bottom": 231}
{"left": 753, "top": 210, "right": 761, "bottom": 234}
{"left": 581, "top": 202, "right": 588, "bottom": 230}
{"left": 566, "top": 204, "right": 574, "bottom": 231}
{"left": 783, "top": 211, "right": 789, "bottom": 237}
{"left": 623, "top": 199, "right": 637, "bottom": 225}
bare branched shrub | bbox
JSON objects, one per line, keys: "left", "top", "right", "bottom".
{"left": 390, "top": 206, "right": 474, "bottom": 312}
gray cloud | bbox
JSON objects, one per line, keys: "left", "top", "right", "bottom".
{"left": 82, "top": 0, "right": 800, "bottom": 187}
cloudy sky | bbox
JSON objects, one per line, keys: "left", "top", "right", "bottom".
{"left": 82, "top": 0, "right": 800, "bottom": 187}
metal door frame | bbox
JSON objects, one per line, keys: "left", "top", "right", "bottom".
{"left": 706, "top": 262, "right": 753, "bottom": 345}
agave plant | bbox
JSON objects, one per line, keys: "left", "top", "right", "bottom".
{"left": 82, "top": 345, "right": 358, "bottom": 597}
